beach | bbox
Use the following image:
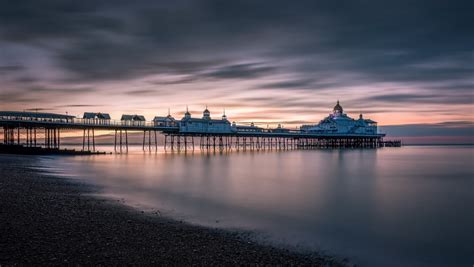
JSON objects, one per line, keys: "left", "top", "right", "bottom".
{"left": 0, "top": 155, "right": 339, "bottom": 266}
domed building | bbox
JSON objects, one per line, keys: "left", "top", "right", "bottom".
{"left": 179, "top": 106, "right": 234, "bottom": 133}
{"left": 301, "top": 101, "right": 379, "bottom": 135}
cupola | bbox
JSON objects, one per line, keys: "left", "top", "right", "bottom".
{"left": 203, "top": 106, "right": 211, "bottom": 120}
{"left": 222, "top": 108, "right": 227, "bottom": 120}
{"left": 184, "top": 106, "right": 191, "bottom": 119}
{"left": 333, "top": 100, "right": 343, "bottom": 114}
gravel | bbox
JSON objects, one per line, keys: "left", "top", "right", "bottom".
{"left": 0, "top": 155, "right": 347, "bottom": 266}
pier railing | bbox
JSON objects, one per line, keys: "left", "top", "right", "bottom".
{"left": 0, "top": 116, "right": 177, "bottom": 130}
{"left": 0, "top": 116, "right": 388, "bottom": 137}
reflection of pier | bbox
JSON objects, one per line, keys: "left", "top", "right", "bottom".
{"left": 0, "top": 110, "right": 400, "bottom": 154}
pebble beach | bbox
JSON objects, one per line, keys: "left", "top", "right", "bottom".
{"left": 0, "top": 155, "right": 343, "bottom": 266}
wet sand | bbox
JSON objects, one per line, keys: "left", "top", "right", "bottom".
{"left": 0, "top": 155, "right": 345, "bottom": 266}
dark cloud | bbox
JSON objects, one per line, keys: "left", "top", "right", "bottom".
{"left": 148, "top": 77, "right": 198, "bottom": 85}
{"left": 143, "top": 62, "right": 276, "bottom": 85}
{"left": 0, "top": 65, "right": 24, "bottom": 72}
{"left": 23, "top": 86, "right": 95, "bottom": 94}
{"left": 24, "top": 108, "right": 54, "bottom": 111}
{"left": 124, "top": 89, "right": 159, "bottom": 95}
{"left": 200, "top": 63, "right": 276, "bottom": 79}
{"left": 258, "top": 79, "right": 315, "bottom": 89}
{"left": 1, "top": 0, "right": 472, "bottom": 89}
{"left": 0, "top": 0, "right": 124, "bottom": 41}
{"left": 0, "top": 86, "right": 96, "bottom": 105}
{"left": 0, "top": 91, "right": 37, "bottom": 103}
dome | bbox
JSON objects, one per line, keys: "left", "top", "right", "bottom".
{"left": 183, "top": 106, "right": 191, "bottom": 119}
{"left": 203, "top": 105, "right": 210, "bottom": 114}
{"left": 203, "top": 106, "right": 211, "bottom": 119}
{"left": 333, "top": 100, "right": 343, "bottom": 113}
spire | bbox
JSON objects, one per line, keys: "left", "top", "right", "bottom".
{"left": 184, "top": 105, "right": 191, "bottom": 118}
{"left": 168, "top": 107, "right": 170, "bottom": 116}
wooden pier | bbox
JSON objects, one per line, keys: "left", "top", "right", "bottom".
{"left": 0, "top": 111, "right": 401, "bottom": 154}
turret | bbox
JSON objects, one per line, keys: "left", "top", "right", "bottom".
{"left": 203, "top": 106, "right": 211, "bottom": 120}
{"left": 222, "top": 108, "right": 227, "bottom": 120}
{"left": 184, "top": 106, "right": 191, "bottom": 119}
{"left": 333, "top": 100, "right": 343, "bottom": 115}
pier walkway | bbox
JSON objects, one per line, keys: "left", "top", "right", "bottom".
{"left": 0, "top": 111, "right": 400, "bottom": 153}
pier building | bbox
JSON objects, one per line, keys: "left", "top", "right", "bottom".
{"left": 271, "top": 124, "right": 290, "bottom": 133}
{"left": 179, "top": 107, "right": 233, "bottom": 133}
{"left": 235, "top": 122, "right": 263, "bottom": 133}
{"left": 153, "top": 112, "right": 177, "bottom": 127}
{"left": 121, "top": 114, "right": 146, "bottom": 126}
{"left": 301, "top": 101, "right": 378, "bottom": 135}
{"left": 83, "top": 112, "right": 111, "bottom": 125}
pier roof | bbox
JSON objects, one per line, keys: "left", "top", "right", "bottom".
{"left": 83, "top": 112, "right": 111, "bottom": 120}
{"left": 153, "top": 116, "right": 175, "bottom": 121}
{"left": 0, "top": 111, "right": 75, "bottom": 120}
{"left": 121, "top": 114, "right": 146, "bottom": 121}
{"left": 182, "top": 117, "right": 229, "bottom": 123}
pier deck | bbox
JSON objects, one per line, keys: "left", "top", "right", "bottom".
{"left": 0, "top": 111, "right": 400, "bottom": 153}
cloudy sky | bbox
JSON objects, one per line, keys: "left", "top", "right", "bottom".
{"left": 1, "top": 0, "right": 473, "bottom": 143}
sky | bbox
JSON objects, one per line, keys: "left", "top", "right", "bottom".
{"left": 0, "top": 0, "right": 473, "bottom": 143}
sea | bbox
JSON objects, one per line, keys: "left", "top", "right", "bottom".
{"left": 30, "top": 145, "right": 474, "bottom": 266}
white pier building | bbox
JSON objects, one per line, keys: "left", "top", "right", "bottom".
{"left": 301, "top": 101, "right": 378, "bottom": 135}
{"left": 179, "top": 107, "right": 233, "bottom": 133}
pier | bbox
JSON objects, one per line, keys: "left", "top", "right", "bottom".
{"left": 0, "top": 108, "right": 401, "bottom": 154}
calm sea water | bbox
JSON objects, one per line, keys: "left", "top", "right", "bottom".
{"left": 34, "top": 146, "right": 473, "bottom": 266}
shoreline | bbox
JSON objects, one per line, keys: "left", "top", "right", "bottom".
{"left": 0, "top": 155, "right": 346, "bottom": 266}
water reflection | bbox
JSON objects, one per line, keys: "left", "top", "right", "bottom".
{"left": 40, "top": 146, "right": 474, "bottom": 267}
